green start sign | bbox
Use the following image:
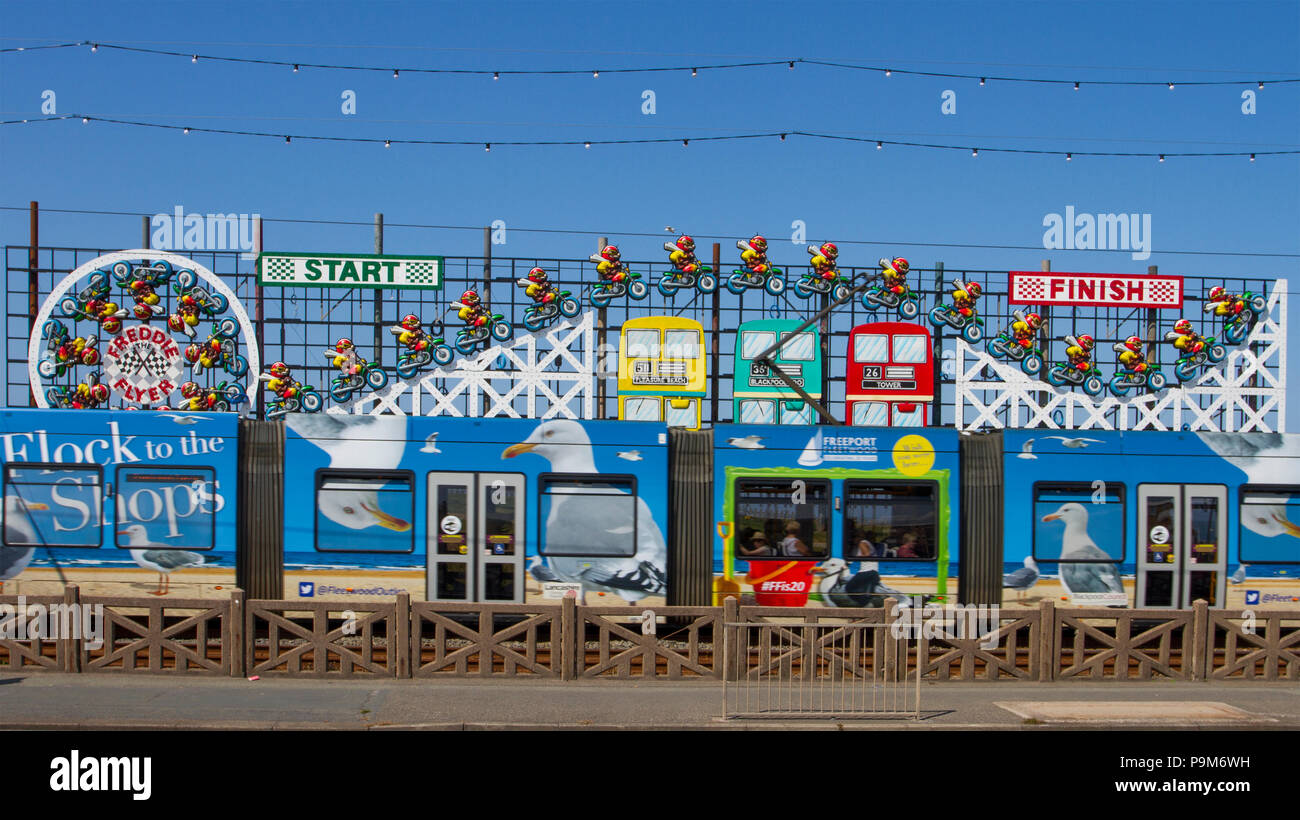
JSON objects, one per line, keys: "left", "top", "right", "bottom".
{"left": 257, "top": 252, "right": 444, "bottom": 290}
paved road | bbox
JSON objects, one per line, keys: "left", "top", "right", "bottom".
{"left": 2, "top": 673, "right": 1298, "bottom": 730}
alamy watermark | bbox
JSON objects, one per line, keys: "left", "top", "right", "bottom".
{"left": 1043, "top": 206, "right": 1151, "bottom": 261}
{"left": 150, "top": 206, "right": 260, "bottom": 260}
{"left": 890, "top": 600, "right": 1001, "bottom": 649}
{"left": 0, "top": 596, "right": 104, "bottom": 650}
{"left": 50, "top": 749, "right": 151, "bottom": 800}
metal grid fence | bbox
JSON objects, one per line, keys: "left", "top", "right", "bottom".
{"left": 5, "top": 243, "right": 1281, "bottom": 427}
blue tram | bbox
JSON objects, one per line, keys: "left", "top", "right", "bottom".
{"left": 2, "top": 407, "right": 1297, "bottom": 611}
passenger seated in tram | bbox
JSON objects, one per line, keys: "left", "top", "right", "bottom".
{"left": 737, "top": 531, "right": 774, "bottom": 557}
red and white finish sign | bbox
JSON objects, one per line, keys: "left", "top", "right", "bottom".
{"left": 1009, "top": 271, "right": 1183, "bottom": 309}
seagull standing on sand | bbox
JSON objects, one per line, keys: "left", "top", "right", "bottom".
{"left": 287, "top": 414, "right": 412, "bottom": 534}
{"left": 1229, "top": 565, "right": 1248, "bottom": 585}
{"left": 1041, "top": 502, "right": 1125, "bottom": 603}
{"left": 0, "top": 497, "right": 48, "bottom": 593}
{"left": 1002, "top": 556, "right": 1040, "bottom": 601}
{"left": 117, "top": 523, "right": 215, "bottom": 596}
{"left": 504, "top": 420, "right": 667, "bottom": 605}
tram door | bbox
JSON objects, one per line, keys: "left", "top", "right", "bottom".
{"left": 427, "top": 473, "right": 525, "bottom": 602}
{"left": 1136, "top": 484, "right": 1227, "bottom": 609}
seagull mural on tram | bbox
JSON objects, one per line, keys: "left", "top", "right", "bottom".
{"left": 0, "top": 495, "right": 48, "bottom": 593}
{"left": 117, "top": 523, "right": 218, "bottom": 596}
{"left": 504, "top": 420, "right": 667, "bottom": 605}
{"left": 286, "top": 413, "right": 412, "bottom": 534}
{"left": 1041, "top": 502, "right": 1126, "bottom": 605}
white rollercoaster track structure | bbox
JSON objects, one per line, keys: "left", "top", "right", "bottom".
{"left": 955, "top": 279, "right": 1287, "bottom": 433}
{"left": 329, "top": 310, "right": 596, "bottom": 419}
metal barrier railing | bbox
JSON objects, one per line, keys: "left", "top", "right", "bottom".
{"left": 723, "top": 620, "right": 921, "bottom": 720}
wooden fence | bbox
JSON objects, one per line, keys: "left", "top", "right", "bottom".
{"left": 2, "top": 588, "right": 1297, "bottom": 682}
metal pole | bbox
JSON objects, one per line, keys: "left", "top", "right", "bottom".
{"left": 28, "top": 201, "right": 39, "bottom": 406}
{"left": 140, "top": 214, "right": 152, "bottom": 410}
{"left": 1039, "top": 259, "right": 1052, "bottom": 422}
{"left": 710, "top": 242, "right": 721, "bottom": 425}
{"left": 819, "top": 259, "right": 832, "bottom": 423}
{"left": 254, "top": 216, "right": 265, "bottom": 419}
{"left": 1145, "top": 264, "right": 1159, "bottom": 367}
{"left": 931, "top": 261, "right": 944, "bottom": 426}
{"left": 750, "top": 273, "right": 884, "bottom": 426}
{"left": 373, "top": 213, "right": 384, "bottom": 367}
{"left": 482, "top": 226, "right": 492, "bottom": 416}
{"left": 596, "top": 235, "right": 608, "bottom": 420}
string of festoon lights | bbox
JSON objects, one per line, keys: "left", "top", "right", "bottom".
{"left": 3, "top": 114, "right": 1294, "bottom": 161}
{"left": 4, "top": 41, "right": 1298, "bottom": 89}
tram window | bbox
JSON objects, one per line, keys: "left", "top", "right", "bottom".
{"left": 893, "top": 404, "right": 924, "bottom": 427}
{"left": 1032, "top": 482, "right": 1125, "bottom": 562}
{"left": 539, "top": 475, "right": 638, "bottom": 557}
{"left": 623, "top": 397, "right": 662, "bottom": 422}
{"left": 665, "top": 398, "right": 698, "bottom": 428}
{"left": 114, "top": 465, "right": 217, "bottom": 551}
{"left": 624, "top": 330, "right": 660, "bottom": 359}
{"left": 741, "top": 331, "right": 777, "bottom": 361}
{"left": 843, "top": 482, "right": 938, "bottom": 561}
{"left": 433, "top": 484, "right": 469, "bottom": 556}
{"left": 853, "top": 334, "right": 889, "bottom": 363}
{"left": 483, "top": 483, "right": 517, "bottom": 557}
{"left": 2, "top": 463, "right": 103, "bottom": 548}
{"left": 779, "top": 332, "right": 816, "bottom": 361}
{"left": 781, "top": 402, "right": 813, "bottom": 425}
{"left": 892, "top": 335, "right": 928, "bottom": 363}
{"left": 734, "top": 478, "right": 830, "bottom": 560}
{"left": 314, "top": 470, "right": 414, "bottom": 553}
{"left": 738, "top": 400, "right": 776, "bottom": 425}
{"left": 663, "top": 329, "right": 701, "bottom": 359}
{"left": 1239, "top": 488, "right": 1300, "bottom": 564}
{"left": 852, "top": 402, "right": 889, "bottom": 426}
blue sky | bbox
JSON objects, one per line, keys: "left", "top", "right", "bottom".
{"left": 2, "top": 0, "right": 1297, "bottom": 421}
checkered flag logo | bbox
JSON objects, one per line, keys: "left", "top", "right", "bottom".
{"left": 405, "top": 261, "right": 439, "bottom": 284}
{"left": 115, "top": 344, "right": 145, "bottom": 375}
{"left": 262, "top": 257, "right": 296, "bottom": 282}
{"left": 1149, "top": 281, "right": 1179, "bottom": 304}
{"left": 1013, "top": 277, "right": 1046, "bottom": 301}
{"left": 139, "top": 345, "right": 173, "bottom": 377}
